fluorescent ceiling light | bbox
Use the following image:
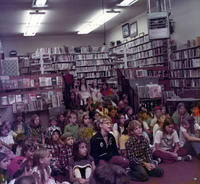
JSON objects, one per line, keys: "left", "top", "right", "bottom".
{"left": 32, "top": 0, "right": 47, "bottom": 7}
{"left": 77, "top": 9, "right": 120, "bottom": 34}
{"left": 117, "top": 0, "right": 139, "bottom": 7}
{"left": 24, "top": 12, "right": 45, "bottom": 36}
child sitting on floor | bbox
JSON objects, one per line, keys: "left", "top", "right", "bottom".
{"left": 179, "top": 116, "right": 200, "bottom": 159}
{"left": 0, "top": 152, "right": 10, "bottom": 184}
{"left": 64, "top": 111, "right": 79, "bottom": 140}
{"left": 60, "top": 132, "right": 74, "bottom": 181}
{"left": 0, "top": 121, "right": 15, "bottom": 158}
{"left": 69, "top": 140, "right": 95, "bottom": 184}
{"left": 126, "top": 120, "right": 164, "bottom": 182}
{"left": 153, "top": 117, "right": 192, "bottom": 163}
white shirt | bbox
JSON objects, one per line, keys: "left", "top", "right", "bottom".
{"left": 0, "top": 132, "right": 14, "bottom": 154}
{"left": 8, "top": 179, "right": 15, "bottom": 184}
{"left": 154, "top": 130, "right": 179, "bottom": 150}
{"left": 153, "top": 123, "right": 160, "bottom": 141}
{"left": 179, "top": 126, "right": 187, "bottom": 147}
{"left": 143, "top": 121, "right": 150, "bottom": 130}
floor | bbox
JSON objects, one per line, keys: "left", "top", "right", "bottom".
{"left": 130, "top": 158, "right": 200, "bottom": 184}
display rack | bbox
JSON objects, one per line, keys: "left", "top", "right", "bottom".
{"left": 0, "top": 73, "right": 63, "bottom": 113}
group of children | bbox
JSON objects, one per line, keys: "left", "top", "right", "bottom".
{"left": 1, "top": 84, "right": 200, "bottom": 184}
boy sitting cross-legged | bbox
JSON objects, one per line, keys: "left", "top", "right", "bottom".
{"left": 125, "top": 120, "right": 164, "bottom": 182}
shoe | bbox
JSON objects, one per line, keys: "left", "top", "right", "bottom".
{"left": 182, "top": 155, "right": 192, "bottom": 161}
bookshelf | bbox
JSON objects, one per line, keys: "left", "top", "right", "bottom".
{"left": 18, "top": 46, "right": 76, "bottom": 75}
{"left": 111, "top": 34, "right": 169, "bottom": 111}
{"left": 0, "top": 74, "right": 64, "bottom": 113}
{"left": 74, "top": 46, "right": 116, "bottom": 87}
{"left": 170, "top": 43, "right": 200, "bottom": 94}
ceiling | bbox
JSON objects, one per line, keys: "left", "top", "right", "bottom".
{"left": 0, "top": 0, "right": 152, "bottom": 36}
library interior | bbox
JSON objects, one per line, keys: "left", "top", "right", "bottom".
{"left": 0, "top": 0, "right": 200, "bottom": 184}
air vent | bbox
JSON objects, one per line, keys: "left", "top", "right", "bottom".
{"left": 148, "top": 12, "right": 170, "bottom": 39}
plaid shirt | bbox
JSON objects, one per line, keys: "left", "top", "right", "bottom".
{"left": 46, "top": 142, "right": 62, "bottom": 171}
{"left": 59, "top": 145, "right": 73, "bottom": 170}
{"left": 125, "top": 135, "right": 153, "bottom": 166}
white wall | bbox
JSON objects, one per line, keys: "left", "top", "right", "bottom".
{"left": 106, "top": 12, "right": 148, "bottom": 45}
{"left": 1, "top": 0, "right": 200, "bottom": 56}
{"left": 106, "top": 0, "right": 200, "bottom": 45}
{"left": 1, "top": 34, "right": 104, "bottom": 56}
{"left": 171, "top": 0, "right": 200, "bottom": 44}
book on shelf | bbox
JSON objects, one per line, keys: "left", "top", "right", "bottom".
{"left": 51, "top": 77, "right": 57, "bottom": 86}
{"left": 8, "top": 95, "right": 16, "bottom": 104}
{"left": 15, "top": 94, "right": 22, "bottom": 103}
{"left": 29, "top": 93, "right": 37, "bottom": 102}
{"left": 39, "top": 77, "right": 46, "bottom": 86}
{"left": 56, "top": 76, "right": 63, "bottom": 86}
{"left": 1, "top": 96, "right": 8, "bottom": 105}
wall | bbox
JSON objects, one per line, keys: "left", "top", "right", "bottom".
{"left": 106, "top": 0, "right": 200, "bottom": 45}
{"left": 106, "top": 12, "right": 148, "bottom": 45}
{"left": 171, "top": 0, "right": 200, "bottom": 44}
{"left": 1, "top": 33, "right": 104, "bottom": 56}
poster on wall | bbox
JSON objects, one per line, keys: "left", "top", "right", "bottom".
{"left": 122, "top": 23, "right": 130, "bottom": 38}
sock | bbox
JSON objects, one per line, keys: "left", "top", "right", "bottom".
{"left": 177, "top": 156, "right": 182, "bottom": 161}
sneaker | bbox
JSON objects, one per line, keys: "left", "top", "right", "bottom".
{"left": 182, "top": 155, "right": 192, "bottom": 161}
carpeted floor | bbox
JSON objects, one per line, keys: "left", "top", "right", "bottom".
{"left": 130, "top": 158, "right": 200, "bottom": 184}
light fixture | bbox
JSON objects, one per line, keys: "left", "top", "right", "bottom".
{"left": 32, "top": 0, "right": 48, "bottom": 8}
{"left": 24, "top": 11, "right": 45, "bottom": 36}
{"left": 117, "top": 0, "right": 139, "bottom": 7}
{"left": 77, "top": 9, "right": 120, "bottom": 34}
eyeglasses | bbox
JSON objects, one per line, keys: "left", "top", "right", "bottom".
{"left": 103, "top": 121, "right": 113, "bottom": 125}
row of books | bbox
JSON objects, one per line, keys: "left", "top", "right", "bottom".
{"left": 76, "top": 65, "right": 112, "bottom": 73}
{"left": 171, "top": 79, "right": 200, "bottom": 88}
{"left": 127, "top": 39, "right": 166, "bottom": 52}
{"left": 171, "top": 69, "right": 200, "bottom": 78}
{"left": 128, "top": 56, "right": 166, "bottom": 68}
{"left": 1, "top": 90, "right": 63, "bottom": 109}
{"left": 43, "top": 63, "right": 74, "bottom": 71}
{"left": 77, "top": 71, "right": 113, "bottom": 79}
{"left": 79, "top": 46, "right": 109, "bottom": 54}
{"left": 170, "top": 58, "right": 200, "bottom": 70}
{"left": 163, "top": 90, "right": 176, "bottom": 99}
{"left": 35, "top": 46, "right": 75, "bottom": 56}
{"left": 125, "top": 35, "right": 150, "bottom": 48}
{"left": 120, "top": 68, "right": 168, "bottom": 79}
{"left": 127, "top": 42, "right": 151, "bottom": 53}
{"left": 127, "top": 48, "right": 167, "bottom": 60}
{"left": 76, "top": 59, "right": 112, "bottom": 67}
{"left": 56, "top": 55, "right": 75, "bottom": 62}
{"left": 136, "top": 69, "right": 168, "bottom": 78}
{"left": 137, "top": 84, "right": 162, "bottom": 99}
{"left": 110, "top": 45, "right": 124, "bottom": 55}
{"left": 173, "top": 47, "right": 200, "bottom": 60}
{"left": 75, "top": 53, "right": 109, "bottom": 60}
{"left": 12, "top": 100, "right": 44, "bottom": 113}
{"left": 176, "top": 39, "right": 197, "bottom": 50}
{"left": 0, "top": 75, "right": 63, "bottom": 90}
